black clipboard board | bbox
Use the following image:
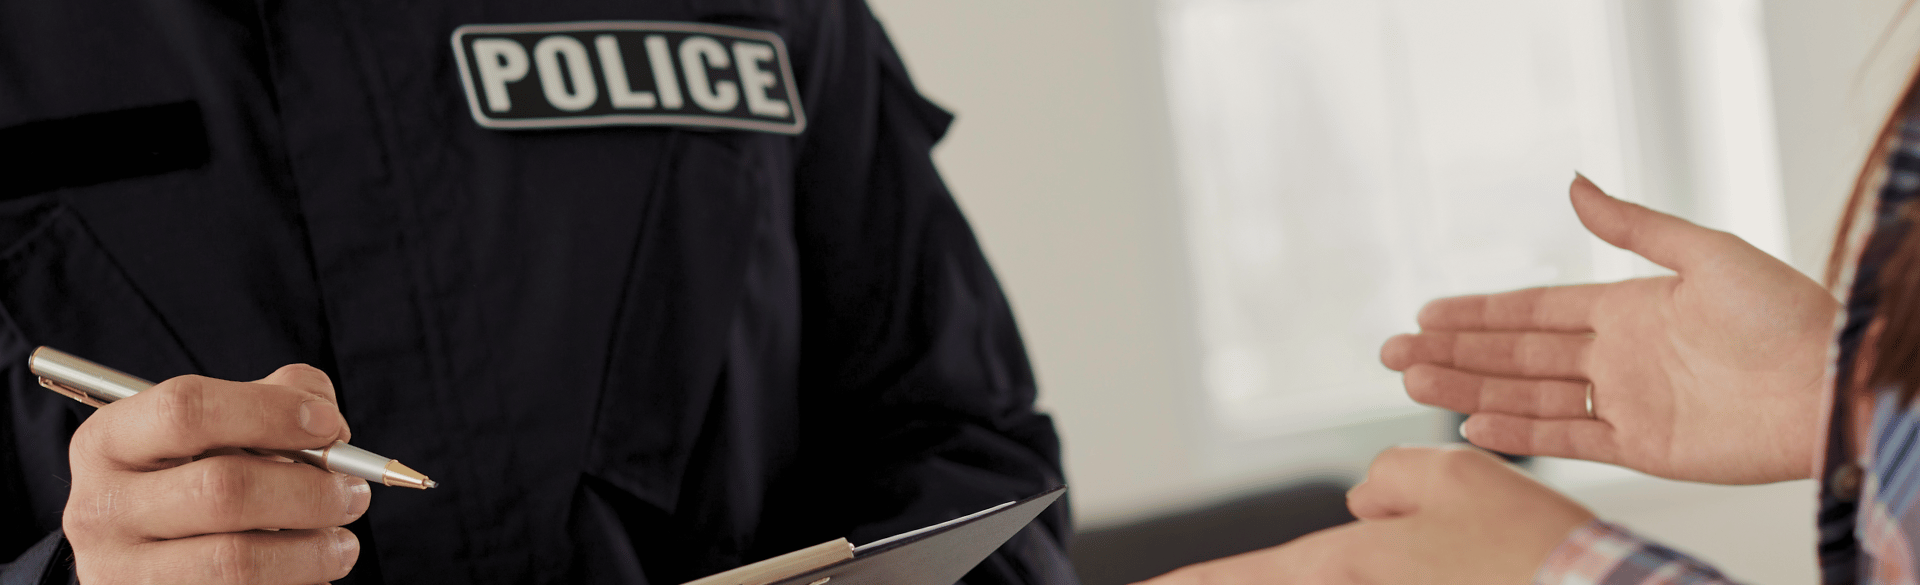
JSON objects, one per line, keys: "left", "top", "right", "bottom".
{"left": 680, "top": 486, "right": 1067, "bottom": 585}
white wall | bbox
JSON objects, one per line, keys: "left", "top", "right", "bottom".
{"left": 860, "top": 0, "right": 1212, "bottom": 527}
{"left": 1764, "top": 0, "right": 1915, "bottom": 274}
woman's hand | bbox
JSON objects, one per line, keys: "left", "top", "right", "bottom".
{"left": 1381, "top": 175, "right": 1837, "bottom": 484}
{"left": 1134, "top": 446, "right": 1594, "bottom": 585}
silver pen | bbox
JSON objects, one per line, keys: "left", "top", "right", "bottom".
{"left": 30, "top": 346, "right": 437, "bottom": 489}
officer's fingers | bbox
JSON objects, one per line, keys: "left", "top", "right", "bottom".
{"left": 1415, "top": 284, "right": 1604, "bottom": 333}
{"left": 254, "top": 364, "right": 337, "bottom": 404}
{"left": 93, "top": 528, "right": 359, "bottom": 585}
{"left": 99, "top": 456, "right": 370, "bottom": 540}
{"left": 1403, "top": 365, "right": 1589, "bottom": 418}
{"left": 1380, "top": 331, "right": 1591, "bottom": 378}
{"left": 1463, "top": 413, "right": 1619, "bottom": 463}
{"left": 254, "top": 364, "right": 349, "bottom": 442}
{"left": 72, "top": 376, "right": 347, "bottom": 471}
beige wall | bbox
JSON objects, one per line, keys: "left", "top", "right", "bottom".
{"left": 1765, "top": 0, "right": 1916, "bottom": 275}
{"left": 861, "top": 0, "right": 1208, "bottom": 526}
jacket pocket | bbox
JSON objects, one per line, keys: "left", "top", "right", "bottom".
{"left": 0, "top": 205, "right": 198, "bottom": 387}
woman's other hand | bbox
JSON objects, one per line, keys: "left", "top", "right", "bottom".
{"left": 1382, "top": 175, "right": 1838, "bottom": 484}
{"left": 1133, "top": 446, "right": 1594, "bottom": 585}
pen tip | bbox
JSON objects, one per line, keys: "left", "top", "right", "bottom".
{"left": 381, "top": 460, "right": 436, "bottom": 490}
{"left": 425, "top": 479, "right": 439, "bottom": 489}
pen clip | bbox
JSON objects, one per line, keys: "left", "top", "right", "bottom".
{"left": 38, "top": 377, "right": 108, "bottom": 408}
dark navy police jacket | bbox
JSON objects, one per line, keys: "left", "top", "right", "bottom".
{"left": 0, "top": 1, "right": 1074, "bottom": 583}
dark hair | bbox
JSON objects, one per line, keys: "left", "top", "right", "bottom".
{"left": 1828, "top": 32, "right": 1920, "bottom": 396}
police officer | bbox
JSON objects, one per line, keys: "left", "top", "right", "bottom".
{"left": 0, "top": 1, "right": 1074, "bottom": 583}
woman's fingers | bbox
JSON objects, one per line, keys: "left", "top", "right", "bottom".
{"left": 1461, "top": 413, "right": 1617, "bottom": 463}
{"left": 1397, "top": 362, "right": 1589, "bottom": 416}
{"left": 1380, "top": 331, "right": 1591, "bottom": 378}
{"left": 1569, "top": 174, "right": 1739, "bottom": 272}
{"left": 1416, "top": 284, "right": 1606, "bottom": 332}
{"left": 1403, "top": 364, "right": 1589, "bottom": 418}
{"left": 1345, "top": 447, "right": 1439, "bottom": 520}
{"left": 1346, "top": 445, "right": 1512, "bottom": 520}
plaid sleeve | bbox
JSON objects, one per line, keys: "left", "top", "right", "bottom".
{"left": 1534, "top": 519, "right": 1741, "bottom": 585}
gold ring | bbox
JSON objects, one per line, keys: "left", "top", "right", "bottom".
{"left": 1585, "top": 383, "right": 1596, "bottom": 419}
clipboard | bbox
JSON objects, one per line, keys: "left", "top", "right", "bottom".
{"left": 681, "top": 486, "right": 1067, "bottom": 585}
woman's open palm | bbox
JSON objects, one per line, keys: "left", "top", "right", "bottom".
{"left": 1381, "top": 176, "right": 1839, "bottom": 484}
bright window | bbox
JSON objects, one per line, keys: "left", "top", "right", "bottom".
{"left": 1160, "top": 0, "right": 1786, "bottom": 451}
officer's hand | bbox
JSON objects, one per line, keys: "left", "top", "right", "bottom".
{"left": 63, "top": 364, "right": 369, "bottom": 585}
{"left": 1381, "top": 175, "right": 1838, "bottom": 484}
{"left": 1133, "top": 446, "right": 1595, "bottom": 585}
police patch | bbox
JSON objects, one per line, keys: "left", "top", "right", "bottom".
{"left": 452, "top": 22, "right": 806, "bottom": 134}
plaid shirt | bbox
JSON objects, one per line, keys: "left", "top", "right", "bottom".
{"left": 1533, "top": 114, "right": 1920, "bottom": 585}
{"left": 1534, "top": 521, "right": 1736, "bottom": 584}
